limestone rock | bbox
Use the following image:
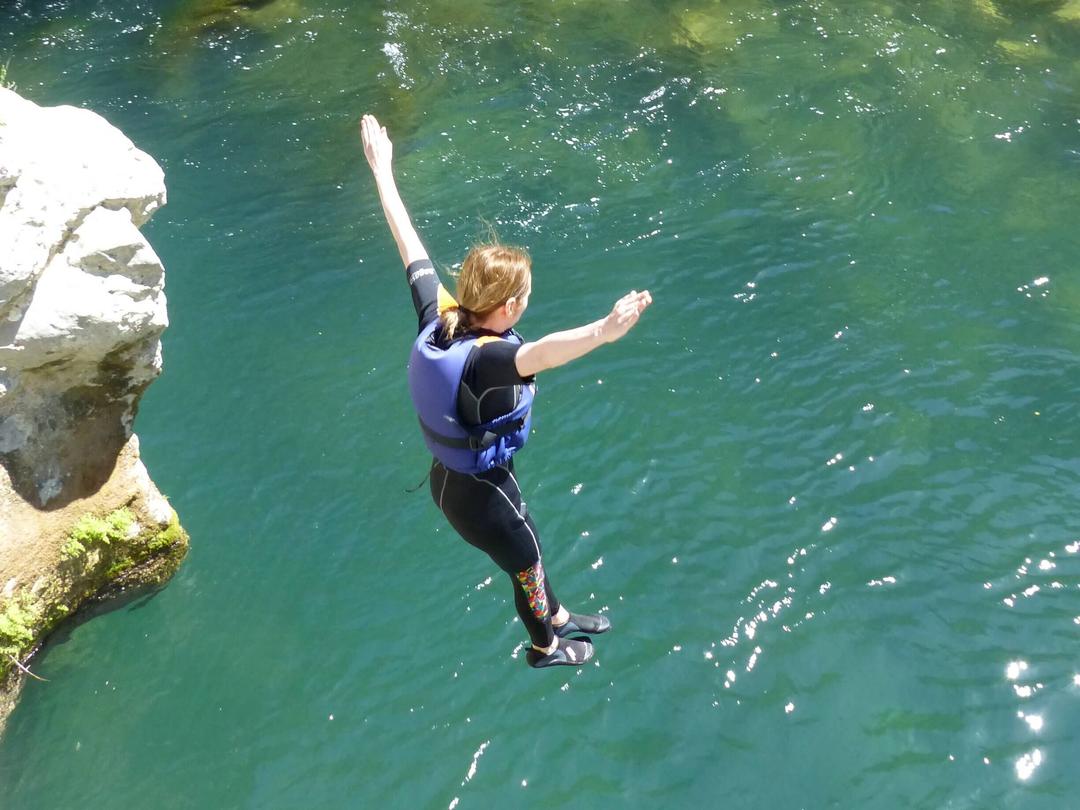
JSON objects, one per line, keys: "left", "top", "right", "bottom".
{"left": 0, "top": 89, "right": 187, "bottom": 735}
{"left": 0, "top": 87, "right": 167, "bottom": 506}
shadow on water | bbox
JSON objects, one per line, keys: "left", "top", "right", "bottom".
{"left": 34, "top": 580, "right": 168, "bottom": 660}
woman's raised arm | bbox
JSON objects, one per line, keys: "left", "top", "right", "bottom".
{"left": 515, "top": 289, "right": 652, "bottom": 378}
{"left": 360, "top": 114, "right": 429, "bottom": 268}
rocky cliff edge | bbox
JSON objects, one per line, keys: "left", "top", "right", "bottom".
{"left": 0, "top": 88, "right": 189, "bottom": 734}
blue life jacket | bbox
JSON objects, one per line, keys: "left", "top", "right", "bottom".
{"left": 408, "top": 319, "right": 534, "bottom": 473}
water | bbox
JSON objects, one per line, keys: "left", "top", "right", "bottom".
{"left": 2, "top": 0, "right": 1079, "bottom": 806}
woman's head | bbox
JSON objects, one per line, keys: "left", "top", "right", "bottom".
{"left": 443, "top": 243, "right": 532, "bottom": 338}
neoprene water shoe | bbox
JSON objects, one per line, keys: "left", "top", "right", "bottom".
{"left": 526, "top": 636, "right": 594, "bottom": 668}
{"left": 553, "top": 611, "right": 611, "bottom": 638}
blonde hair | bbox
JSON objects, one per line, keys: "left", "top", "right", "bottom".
{"left": 442, "top": 243, "right": 531, "bottom": 340}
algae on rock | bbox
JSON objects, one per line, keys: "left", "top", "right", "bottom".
{"left": 1, "top": 500, "right": 187, "bottom": 681}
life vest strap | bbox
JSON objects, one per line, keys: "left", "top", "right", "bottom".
{"left": 418, "top": 418, "right": 523, "bottom": 452}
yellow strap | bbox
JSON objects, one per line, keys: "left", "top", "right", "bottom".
{"left": 436, "top": 284, "right": 458, "bottom": 316}
{"left": 473, "top": 335, "right": 503, "bottom": 346}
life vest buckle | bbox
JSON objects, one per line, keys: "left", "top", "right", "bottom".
{"left": 468, "top": 431, "right": 498, "bottom": 451}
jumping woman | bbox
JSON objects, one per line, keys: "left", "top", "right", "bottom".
{"left": 360, "top": 114, "right": 652, "bottom": 668}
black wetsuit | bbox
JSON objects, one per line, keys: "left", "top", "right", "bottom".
{"left": 407, "top": 259, "right": 561, "bottom": 648}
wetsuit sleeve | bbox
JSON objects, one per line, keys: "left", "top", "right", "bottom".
{"left": 464, "top": 341, "right": 533, "bottom": 387}
{"left": 406, "top": 259, "right": 457, "bottom": 334}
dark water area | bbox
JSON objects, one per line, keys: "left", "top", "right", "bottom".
{"left": 1, "top": 0, "right": 1079, "bottom": 807}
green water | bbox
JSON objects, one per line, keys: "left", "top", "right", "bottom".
{"left": 2, "top": 0, "right": 1079, "bottom": 806}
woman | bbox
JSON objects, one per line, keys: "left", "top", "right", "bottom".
{"left": 361, "top": 114, "right": 652, "bottom": 668}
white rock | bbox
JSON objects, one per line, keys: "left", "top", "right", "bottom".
{"left": 0, "top": 88, "right": 170, "bottom": 506}
{"left": 0, "top": 89, "right": 165, "bottom": 316}
{"left": 12, "top": 206, "right": 168, "bottom": 369}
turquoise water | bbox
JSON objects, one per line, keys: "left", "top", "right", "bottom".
{"left": 2, "top": 0, "right": 1079, "bottom": 806}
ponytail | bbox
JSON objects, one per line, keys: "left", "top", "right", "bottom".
{"left": 442, "top": 303, "right": 470, "bottom": 341}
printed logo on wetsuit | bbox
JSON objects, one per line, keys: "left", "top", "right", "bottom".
{"left": 408, "top": 266, "right": 435, "bottom": 284}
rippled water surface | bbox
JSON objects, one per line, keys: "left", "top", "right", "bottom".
{"left": 2, "top": 0, "right": 1079, "bottom": 807}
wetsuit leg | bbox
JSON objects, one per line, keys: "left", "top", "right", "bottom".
{"left": 430, "top": 461, "right": 560, "bottom": 648}
{"left": 510, "top": 465, "right": 562, "bottom": 620}
{"left": 524, "top": 510, "right": 560, "bottom": 614}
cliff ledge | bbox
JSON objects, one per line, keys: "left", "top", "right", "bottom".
{"left": 0, "top": 88, "right": 189, "bottom": 735}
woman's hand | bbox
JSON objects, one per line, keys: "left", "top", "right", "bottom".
{"left": 600, "top": 289, "right": 653, "bottom": 343}
{"left": 360, "top": 114, "right": 393, "bottom": 176}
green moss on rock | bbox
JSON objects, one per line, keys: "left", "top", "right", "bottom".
{"left": 147, "top": 514, "right": 184, "bottom": 553}
{"left": 104, "top": 559, "right": 135, "bottom": 579}
{"left": 60, "top": 507, "right": 135, "bottom": 560}
{"left": 2, "top": 505, "right": 189, "bottom": 686}
{"left": 0, "top": 597, "right": 39, "bottom": 660}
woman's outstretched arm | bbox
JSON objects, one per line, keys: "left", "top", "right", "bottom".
{"left": 360, "top": 114, "right": 428, "bottom": 268}
{"left": 515, "top": 289, "right": 653, "bottom": 377}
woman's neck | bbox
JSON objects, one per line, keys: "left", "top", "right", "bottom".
{"left": 473, "top": 312, "right": 513, "bottom": 334}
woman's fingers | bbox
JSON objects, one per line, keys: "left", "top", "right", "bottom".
{"left": 619, "top": 290, "right": 652, "bottom": 315}
{"left": 602, "top": 289, "right": 651, "bottom": 343}
{"left": 360, "top": 114, "right": 394, "bottom": 171}
{"left": 360, "top": 114, "right": 386, "bottom": 145}
{"left": 608, "top": 289, "right": 652, "bottom": 334}
{"left": 360, "top": 116, "right": 377, "bottom": 149}
{"left": 612, "top": 290, "right": 650, "bottom": 313}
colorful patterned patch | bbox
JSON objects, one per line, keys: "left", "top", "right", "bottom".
{"left": 515, "top": 562, "right": 549, "bottom": 621}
